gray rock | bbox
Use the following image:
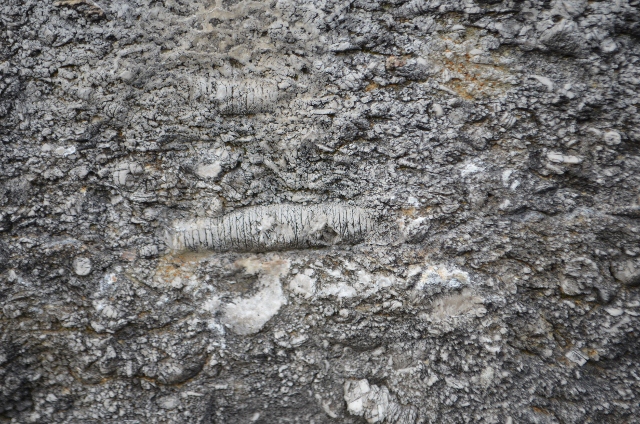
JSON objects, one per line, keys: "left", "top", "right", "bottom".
{"left": 156, "top": 395, "right": 180, "bottom": 410}
{"left": 611, "top": 260, "right": 640, "bottom": 286}
{"left": 1, "top": 0, "right": 639, "bottom": 422}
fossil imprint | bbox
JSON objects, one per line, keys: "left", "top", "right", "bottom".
{"left": 215, "top": 80, "right": 278, "bottom": 115}
{"left": 168, "top": 204, "right": 374, "bottom": 253}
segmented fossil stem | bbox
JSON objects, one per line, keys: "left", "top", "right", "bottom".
{"left": 168, "top": 204, "right": 373, "bottom": 253}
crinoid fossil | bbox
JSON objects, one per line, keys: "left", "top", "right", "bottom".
{"left": 168, "top": 204, "right": 374, "bottom": 253}
{"left": 215, "top": 79, "right": 278, "bottom": 115}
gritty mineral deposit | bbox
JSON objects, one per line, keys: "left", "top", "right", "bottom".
{"left": 1, "top": 0, "right": 639, "bottom": 423}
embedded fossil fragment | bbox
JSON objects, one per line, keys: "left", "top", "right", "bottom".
{"left": 168, "top": 204, "right": 373, "bottom": 253}
{"left": 215, "top": 80, "right": 278, "bottom": 114}
{"left": 344, "top": 379, "right": 418, "bottom": 424}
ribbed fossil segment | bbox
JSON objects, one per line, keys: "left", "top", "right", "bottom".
{"left": 169, "top": 204, "right": 373, "bottom": 252}
{"left": 215, "top": 80, "right": 278, "bottom": 114}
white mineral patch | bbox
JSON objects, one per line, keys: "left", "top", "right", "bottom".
{"left": 221, "top": 258, "right": 289, "bottom": 335}
{"left": 289, "top": 270, "right": 316, "bottom": 298}
{"left": 202, "top": 296, "right": 221, "bottom": 314}
{"left": 345, "top": 379, "right": 370, "bottom": 416}
{"left": 54, "top": 145, "right": 76, "bottom": 157}
{"left": 431, "top": 103, "right": 444, "bottom": 117}
{"left": 196, "top": 162, "right": 222, "bottom": 179}
{"left": 321, "top": 281, "right": 357, "bottom": 298}
{"left": 222, "top": 282, "right": 286, "bottom": 335}
{"left": 604, "top": 307, "right": 624, "bottom": 317}
{"left": 531, "top": 75, "right": 554, "bottom": 91}
{"left": 156, "top": 395, "right": 179, "bottom": 410}
{"left": 600, "top": 38, "right": 618, "bottom": 53}
{"left": 547, "top": 152, "right": 583, "bottom": 164}
{"left": 603, "top": 130, "right": 621, "bottom": 146}
{"left": 407, "top": 196, "right": 420, "bottom": 206}
{"left": 479, "top": 366, "right": 495, "bottom": 388}
{"left": 460, "top": 161, "right": 484, "bottom": 176}
{"left": 73, "top": 257, "right": 92, "bottom": 276}
{"left": 354, "top": 270, "right": 394, "bottom": 297}
{"left": 565, "top": 349, "right": 588, "bottom": 366}
{"left": 502, "top": 169, "right": 514, "bottom": 186}
{"left": 344, "top": 378, "right": 417, "bottom": 423}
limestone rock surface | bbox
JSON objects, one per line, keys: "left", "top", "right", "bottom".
{"left": 1, "top": 0, "right": 640, "bottom": 423}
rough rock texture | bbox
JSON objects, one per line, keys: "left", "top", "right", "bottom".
{"left": 1, "top": 0, "right": 639, "bottom": 423}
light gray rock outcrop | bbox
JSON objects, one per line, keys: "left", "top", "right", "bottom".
{"left": 1, "top": 0, "right": 639, "bottom": 422}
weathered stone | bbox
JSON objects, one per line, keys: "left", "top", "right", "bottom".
{"left": 1, "top": 0, "right": 639, "bottom": 422}
{"left": 611, "top": 260, "right": 640, "bottom": 287}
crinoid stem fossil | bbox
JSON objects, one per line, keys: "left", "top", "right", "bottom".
{"left": 167, "top": 204, "right": 374, "bottom": 253}
{"left": 215, "top": 79, "right": 278, "bottom": 114}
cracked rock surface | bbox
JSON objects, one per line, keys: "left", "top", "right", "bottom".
{"left": 1, "top": 0, "right": 639, "bottom": 423}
